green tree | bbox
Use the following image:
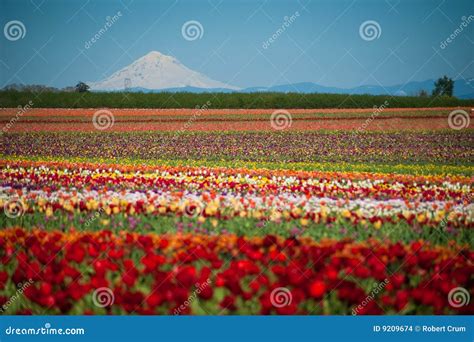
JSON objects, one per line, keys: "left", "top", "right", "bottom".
{"left": 432, "top": 76, "right": 454, "bottom": 97}
{"left": 417, "top": 89, "right": 429, "bottom": 97}
{"left": 75, "top": 82, "right": 90, "bottom": 93}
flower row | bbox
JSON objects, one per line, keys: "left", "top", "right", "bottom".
{"left": 0, "top": 228, "right": 472, "bottom": 315}
{"left": 1, "top": 163, "right": 472, "bottom": 229}
{"left": 3, "top": 131, "right": 473, "bottom": 164}
{"left": 1, "top": 163, "right": 472, "bottom": 201}
{"left": 2, "top": 188, "right": 473, "bottom": 229}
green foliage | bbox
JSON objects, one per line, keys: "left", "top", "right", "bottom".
{"left": 2, "top": 211, "right": 471, "bottom": 246}
{"left": 432, "top": 75, "right": 454, "bottom": 97}
{"left": 75, "top": 82, "right": 90, "bottom": 93}
{"left": 417, "top": 89, "right": 429, "bottom": 97}
{"left": 0, "top": 90, "right": 473, "bottom": 108}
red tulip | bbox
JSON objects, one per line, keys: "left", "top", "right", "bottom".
{"left": 309, "top": 280, "right": 326, "bottom": 298}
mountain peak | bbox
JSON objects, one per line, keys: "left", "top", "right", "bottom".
{"left": 139, "top": 50, "right": 174, "bottom": 61}
{"left": 146, "top": 50, "right": 166, "bottom": 57}
{"left": 89, "top": 51, "right": 239, "bottom": 91}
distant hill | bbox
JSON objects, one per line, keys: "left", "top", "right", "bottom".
{"left": 83, "top": 50, "right": 474, "bottom": 99}
{"left": 87, "top": 79, "right": 474, "bottom": 99}
{"left": 247, "top": 79, "right": 474, "bottom": 98}
{"left": 2, "top": 49, "right": 473, "bottom": 99}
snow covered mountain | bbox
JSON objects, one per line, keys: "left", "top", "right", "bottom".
{"left": 89, "top": 51, "right": 239, "bottom": 91}
{"left": 87, "top": 51, "right": 474, "bottom": 98}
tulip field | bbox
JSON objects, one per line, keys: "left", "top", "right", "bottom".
{"left": 0, "top": 107, "right": 473, "bottom": 315}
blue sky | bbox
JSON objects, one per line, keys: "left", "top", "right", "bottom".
{"left": 0, "top": 0, "right": 473, "bottom": 89}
